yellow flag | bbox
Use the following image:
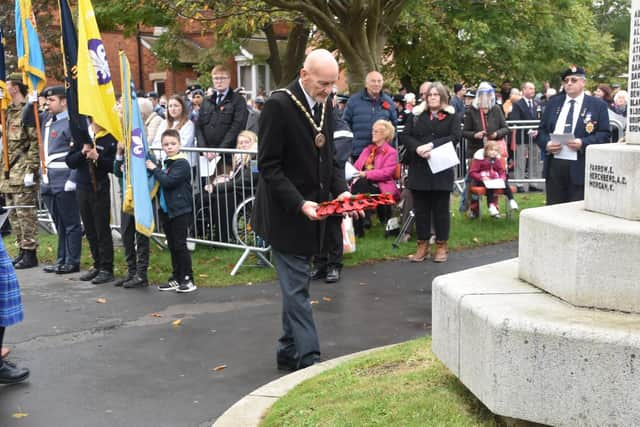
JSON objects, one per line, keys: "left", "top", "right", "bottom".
{"left": 77, "top": 0, "right": 122, "bottom": 142}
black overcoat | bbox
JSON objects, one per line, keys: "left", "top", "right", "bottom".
{"left": 252, "top": 81, "right": 347, "bottom": 255}
{"left": 400, "top": 110, "right": 461, "bottom": 192}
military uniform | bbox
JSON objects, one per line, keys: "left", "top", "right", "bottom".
{"left": 1, "top": 99, "right": 40, "bottom": 265}
{"left": 40, "top": 100, "right": 82, "bottom": 273}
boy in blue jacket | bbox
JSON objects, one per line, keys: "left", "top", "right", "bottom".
{"left": 146, "top": 129, "right": 196, "bottom": 293}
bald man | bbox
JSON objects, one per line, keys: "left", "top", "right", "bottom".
{"left": 343, "top": 71, "right": 397, "bottom": 158}
{"left": 252, "top": 49, "right": 352, "bottom": 371}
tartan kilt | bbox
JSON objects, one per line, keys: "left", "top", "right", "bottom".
{"left": 0, "top": 240, "right": 23, "bottom": 327}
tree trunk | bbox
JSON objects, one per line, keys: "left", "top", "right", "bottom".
{"left": 264, "top": 20, "right": 309, "bottom": 88}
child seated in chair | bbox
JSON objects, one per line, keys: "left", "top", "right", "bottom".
{"left": 469, "top": 140, "right": 518, "bottom": 218}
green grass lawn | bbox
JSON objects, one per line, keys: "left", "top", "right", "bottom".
{"left": 261, "top": 337, "right": 500, "bottom": 427}
{"left": 6, "top": 192, "right": 544, "bottom": 287}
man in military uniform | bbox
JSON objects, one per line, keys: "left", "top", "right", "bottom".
{"left": 1, "top": 73, "right": 40, "bottom": 269}
{"left": 39, "top": 86, "right": 82, "bottom": 274}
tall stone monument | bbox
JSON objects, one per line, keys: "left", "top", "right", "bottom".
{"left": 431, "top": 3, "right": 640, "bottom": 424}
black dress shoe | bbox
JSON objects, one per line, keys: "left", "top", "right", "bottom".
{"left": 91, "top": 270, "right": 115, "bottom": 285}
{"left": 0, "top": 360, "right": 30, "bottom": 384}
{"left": 325, "top": 267, "right": 341, "bottom": 283}
{"left": 79, "top": 268, "right": 100, "bottom": 281}
{"left": 112, "top": 276, "right": 132, "bottom": 287}
{"left": 277, "top": 356, "right": 298, "bottom": 372}
{"left": 123, "top": 275, "right": 148, "bottom": 288}
{"left": 56, "top": 264, "right": 80, "bottom": 275}
{"left": 310, "top": 267, "right": 327, "bottom": 280}
{"left": 43, "top": 264, "right": 61, "bottom": 273}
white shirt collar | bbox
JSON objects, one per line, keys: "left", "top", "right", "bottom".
{"left": 298, "top": 79, "right": 316, "bottom": 111}
{"left": 564, "top": 91, "right": 584, "bottom": 107}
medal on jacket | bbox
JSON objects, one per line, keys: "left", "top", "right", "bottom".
{"left": 278, "top": 88, "right": 326, "bottom": 148}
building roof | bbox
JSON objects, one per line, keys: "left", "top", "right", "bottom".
{"left": 140, "top": 35, "right": 202, "bottom": 64}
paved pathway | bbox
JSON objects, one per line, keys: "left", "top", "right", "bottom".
{"left": 0, "top": 242, "right": 517, "bottom": 427}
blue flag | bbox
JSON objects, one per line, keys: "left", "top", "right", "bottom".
{"left": 58, "top": 0, "right": 91, "bottom": 146}
{"left": 120, "top": 51, "right": 158, "bottom": 237}
{"left": 15, "top": 0, "right": 46, "bottom": 94}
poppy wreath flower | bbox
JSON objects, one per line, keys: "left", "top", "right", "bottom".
{"left": 382, "top": 101, "right": 390, "bottom": 110}
{"left": 437, "top": 112, "right": 446, "bottom": 121}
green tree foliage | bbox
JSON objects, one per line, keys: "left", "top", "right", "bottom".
{"left": 389, "top": 0, "right": 627, "bottom": 92}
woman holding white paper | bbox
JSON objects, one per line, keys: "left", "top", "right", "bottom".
{"left": 400, "top": 82, "right": 461, "bottom": 263}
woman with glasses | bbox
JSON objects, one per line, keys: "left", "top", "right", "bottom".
{"left": 400, "top": 82, "right": 461, "bottom": 263}
{"left": 461, "top": 81, "right": 510, "bottom": 218}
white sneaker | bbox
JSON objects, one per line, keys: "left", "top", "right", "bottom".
{"left": 176, "top": 277, "right": 197, "bottom": 293}
{"left": 488, "top": 204, "right": 500, "bottom": 217}
{"left": 509, "top": 199, "right": 519, "bottom": 211}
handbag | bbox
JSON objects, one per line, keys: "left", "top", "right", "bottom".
{"left": 341, "top": 216, "right": 356, "bottom": 254}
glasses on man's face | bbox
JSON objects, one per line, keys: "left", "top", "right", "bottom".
{"left": 212, "top": 76, "right": 229, "bottom": 81}
{"left": 564, "top": 77, "right": 581, "bottom": 84}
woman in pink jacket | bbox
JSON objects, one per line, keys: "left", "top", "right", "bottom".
{"left": 351, "top": 119, "right": 399, "bottom": 237}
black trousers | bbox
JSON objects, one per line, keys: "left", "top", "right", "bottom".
{"left": 273, "top": 250, "right": 320, "bottom": 367}
{"left": 313, "top": 214, "right": 343, "bottom": 269}
{"left": 77, "top": 185, "right": 113, "bottom": 272}
{"left": 485, "top": 181, "right": 514, "bottom": 206}
{"left": 160, "top": 211, "right": 193, "bottom": 283}
{"left": 411, "top": 190, "right": 451, "bottom": 241}
{"left": 546, "top": 158, "right": 584, "bottom": 205}
{"left": 120, "top": 211, "right": 150, "bottom": 279}
{"left": 42, "top": 190, "right": 82, "bottom": 266}
{"left": 350, "top": 178, "right": 392, "bottom": 233}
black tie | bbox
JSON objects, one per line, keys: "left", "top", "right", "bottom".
{"left": 217, "top": 93, "right": 224, "bottom": 105}
{"left": 564, "top": 99, "right": 575, "bottom": 134}
{"left": 313, "top": 103, "right": 322, "bottom": 125}
{"left": 528, "top": 100, "right": 535, "bottom": 117}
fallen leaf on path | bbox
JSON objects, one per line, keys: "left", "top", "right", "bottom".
{"left": 96, "top": 298, "right": 107, "bottom": 304}
{"left": 12, "top": 413, "right": 28, "bottom": 419}
{"left": 211, "top": 364, "right": 227, "bottom": 371}
{"left": 149, "top": 313, "right": 162, "bottom": 318}
{"left": 359, "top": 282, "right": 367, "bottom": 286}
{"left": 310, "top": 300, "right": 319, "bottom": 305}
{"left": 172, "top": 319, "right": 182, "bottom": 326}
{"left": 198, "top": 274, "right": 209, "bottom": 278}
{"left": 472, "top": 237, "right": 480, "bottom": 243}
{"left": 322, "top": 297, "right": 332, "bottom": 302}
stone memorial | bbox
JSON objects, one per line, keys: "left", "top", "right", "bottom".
{"left": 432, "top": 2, "right": 640, "bottom": 424}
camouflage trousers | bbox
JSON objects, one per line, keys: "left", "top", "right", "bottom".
{"left": 5, "top": 191, "right": 38, "bottom": 250}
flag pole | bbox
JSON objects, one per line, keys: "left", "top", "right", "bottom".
{"left": 0, "top": 102, "right": 7, "bottom": 179}
{"left": 31, "top": 97, "right": 45, "bottom": 176}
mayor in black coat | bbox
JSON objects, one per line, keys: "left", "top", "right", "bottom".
{"left": 252, "top": 49, "right": 350, "bottom": 371}
{"left": 536, "top": 66, "right": 610, "bottom": 204}
{"left": 401, "top": 82, "right": 461, "bottom": 264}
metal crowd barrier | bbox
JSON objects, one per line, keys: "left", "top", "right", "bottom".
{"left": 110, "top": 146, "right": 271, "bottom": 276}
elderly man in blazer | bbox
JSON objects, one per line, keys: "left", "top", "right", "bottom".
{"left": 536, "top": 66, "right": 610, "bottom": 205}
{"left": 252, "top": 49, "right": 358, "bottom": 371}
{"left": 509, "top": 81, "right": 542, "bottom": 191}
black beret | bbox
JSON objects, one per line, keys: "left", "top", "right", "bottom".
{"left": 561, "top": 65, "right": 586, "bottom": 80}
{"left": 336, "top": 94, "right": 350, "bottom": 103}
{"left": 464, "top": 91, "right": 475, "bottom": 98}
{"left": 186, "top": 83, "right": 202, "bottom": 94}
{"left": 42, "top": 86, "right": 66, "bottom": 98}
{"left": 145, "top": 91, "right": 159, "bottom": 99}
{"left": 191, "top": 89, "right": 205, "bottom": 97}
{"left": 254, "top": 96, "right": 265, "bottom": 104}
{"left": 392, "top": 94, "right": 405, "bottom": 103}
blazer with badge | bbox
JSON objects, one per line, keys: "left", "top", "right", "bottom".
{"left": 536, "top": 93, "right": 610, "bottom": 186}
{"left": 252, "top": 81, "right": 348, "bottom": 256}
{"left": 40, "top": 111, "right": 77, "bottom": 195}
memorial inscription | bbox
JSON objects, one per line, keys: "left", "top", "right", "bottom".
{"left": 588, "top": 164, "right": 628, "bottom": 191}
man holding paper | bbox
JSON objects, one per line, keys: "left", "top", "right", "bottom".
{"left": 400, "top": 82, "right": 461, "bottom": 263}
{"left": 536, "top": 66, "right": 610, "bottom": 205}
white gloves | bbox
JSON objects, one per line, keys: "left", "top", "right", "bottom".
{"left": 27, "top": 91, "right": 38, "bottom": 104}
{"left": 64, "top": 180, "right": 77, "bottom": 192}
{"left": 41, "top": 175, "right": 49, "bottom": 185}
{"left": 24, "top": 173, "right": 35, "bottom": 187}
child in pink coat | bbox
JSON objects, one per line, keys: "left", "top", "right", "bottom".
{"left": 469, "top": 140, "right": 518, "bottom": 217}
